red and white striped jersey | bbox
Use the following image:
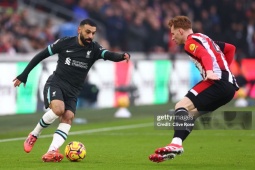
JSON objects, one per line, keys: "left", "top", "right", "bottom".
{"left": 184, "top": 33, "right": 237, "bottom": 87}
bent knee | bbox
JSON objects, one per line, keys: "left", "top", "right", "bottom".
{"left": 175, "top": 101, "right": 186, "bottom": 110}
{"left": 50, "top": 100, "right": 65, "bottom": 116}
{"left": 52, "top": 107, "right": 65, "bottom": 116}
{"left": 60, "top": 110, "right": 75, "bottom": 124}
{"left": 175, "top": 97, "right": 195, "bottom": 111}
{"left": 50, "top": 105, "right": 65, "bottom": 116}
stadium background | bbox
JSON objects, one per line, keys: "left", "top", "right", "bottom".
{"left": 1, "top": 0, "right": 255, "bottom": 115}
{"left": 0, "top": 1, "right": 255, "bottom": 169}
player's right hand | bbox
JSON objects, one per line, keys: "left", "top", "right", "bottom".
{"left": 205, "top": 70, "right": 220, "bottom": 81}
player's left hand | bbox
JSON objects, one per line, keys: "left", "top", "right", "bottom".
{"left": 13, "top": 78, "right": 24, "bottom": 87}
{"left": 123, "top": 53, "right": 130, "bottom": 63}
{"left": 205, "top": 70, "right": 220, "bottom": 80}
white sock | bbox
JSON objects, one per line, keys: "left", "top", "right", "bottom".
{"left": 48, "top": 123, "right": 71, "bottom": 152}
{"left": 31, "top": 109, "right": 59, "bottom": 137}
{"left": 171, "top": 137, "right": 183, "bottom": 146}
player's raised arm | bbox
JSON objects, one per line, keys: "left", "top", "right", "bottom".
{"left": 94, "top": 42, "right": 131, "bottom": 63}
{"left": 13, "top": 48, "right": 50, "bottom": 87}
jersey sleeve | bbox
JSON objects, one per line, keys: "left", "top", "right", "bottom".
{"left": 214, "top": 41, "right": 236, "bottom": 66}
{"left": 184, "top": 39, "right": 213, "bottom": 71}
{"left": 47, "top": 37, "right": 67, "bottom": 56}
{"left": 93, "top": 42, "right": 108, "bottom": 60}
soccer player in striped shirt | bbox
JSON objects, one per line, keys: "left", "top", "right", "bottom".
{"left": 149, "top": 16, "right": 239, "bottom": 163}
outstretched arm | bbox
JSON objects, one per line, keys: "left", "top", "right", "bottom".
{"left": 103, "top": 51, "right": 130, "bottom": 63}
{"left": 13, "top": 48, "right": 50, "bottom": 87}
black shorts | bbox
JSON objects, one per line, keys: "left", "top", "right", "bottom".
{"left": 186, "top": 79, "right": 236, "bottom": 113}
{"left": 43, "top": 75, "right": 79, "bottom": 114}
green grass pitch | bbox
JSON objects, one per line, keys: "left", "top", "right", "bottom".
{"left": 0, "top": 102, "right": 254, "bottom": 170}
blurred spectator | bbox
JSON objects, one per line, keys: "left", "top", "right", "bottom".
{"left": 200, "top": 9, "right": 212, "bottom": 35}
{"left": 0, "top": 32, "right": 16, "bottom": 55}
{"left": 246, "top": 1, "right": 255, "bottom": 57}
{"left": 126, "top": 12, "right": 147, "bottom": 51}
{"left": 192, "top": 0, "right": 204, "bottom": 21}
{"left": 58, "top": 22, "right": 78, "bottom": 37}
{"left": 246, "top": 18, "right": 255, "bottom": 57}
{"left": 72, "top": 0, "right": 89, "bottom": 24}
{"left": 104, "top": 6, "right": 126, "bottom": 50}
{"left": 144, "top": 7, "right": 165, "bottom": 52}
{"left": 226, "top": 22, "right": 249, "bottom": 59}
{"left": 43, "top": 18, "right": 59, "bottom": 44}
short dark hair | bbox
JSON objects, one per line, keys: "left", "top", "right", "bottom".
{"left": 79, "top": 19, "right": 97, "bottom": 27}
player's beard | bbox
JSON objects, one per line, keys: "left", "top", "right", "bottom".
{"left": 80, "top": 34, "right": 92, "bottom": 46}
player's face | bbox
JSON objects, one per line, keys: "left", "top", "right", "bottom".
{"left": 78, "top": 24, "right": 96, "bottom": 46}
{"left": 170, "top": 26, "right": 185, "bottom": 45}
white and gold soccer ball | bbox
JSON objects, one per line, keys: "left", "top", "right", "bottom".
{"left": 65, "top": 141, "right": 86, "bottom": 162}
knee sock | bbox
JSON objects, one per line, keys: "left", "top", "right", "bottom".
{"left": 171, "top": 107, "right": 195, "bottom": 145}
{"left": 48, "top": 123, "right": 71, "bottom": 152}
{"left": 31, "top": 109, "right": 59, "bottom": 137}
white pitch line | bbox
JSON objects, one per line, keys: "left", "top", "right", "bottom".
{"left": 0, "top": 122, "right": 153, "bottom": 143}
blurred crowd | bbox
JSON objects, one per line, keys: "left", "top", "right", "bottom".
{"left": 1, "top": 0, "right": 255, "bottom": 59}
{"left": 0, "top": 9, "right": 58, "bottom": 55}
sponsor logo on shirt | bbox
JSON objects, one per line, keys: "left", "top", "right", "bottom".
{"left": 64, "top": 57, "right": 88, "bottom": 69}
{"left": 65, "top": 57, "right": 71, "bottom": 65}
{"left": 72, "top": 60, "right": 88, "bottom": 69}
{"left": 189, "top": 44, "right": 196, "bottom": 51}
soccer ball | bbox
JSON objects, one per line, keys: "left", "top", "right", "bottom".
{"left": 65, "top": 141, "right": 86, "bottom": 162}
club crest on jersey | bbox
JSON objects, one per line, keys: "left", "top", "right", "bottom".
{"left": 52, "top": 91, "right": 56, "bottom": 97}
{"left": 189, "top": 44, "right": 196, "bottom": 51}
{"left": 86, "top": 51, "right": 91, "bottom": 58}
